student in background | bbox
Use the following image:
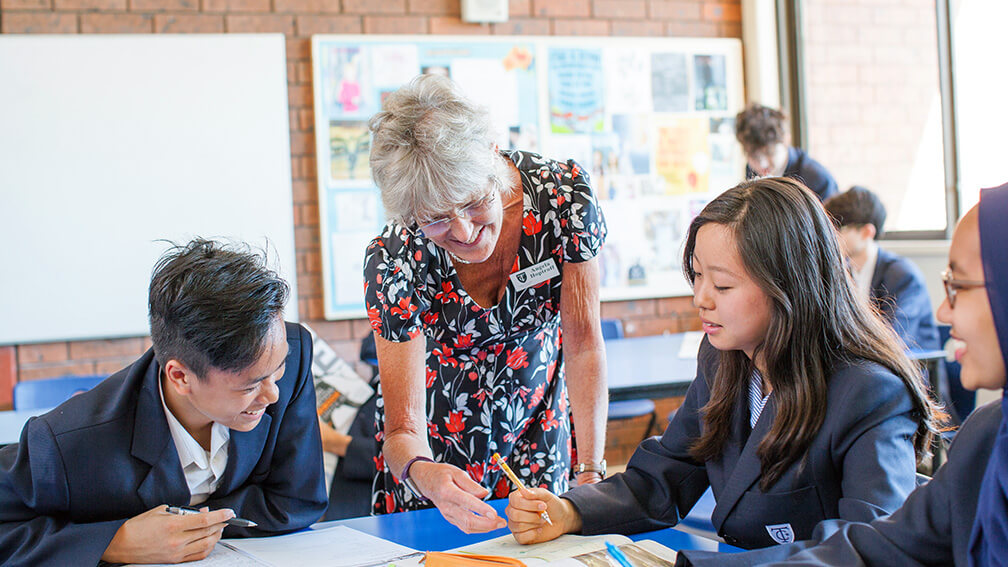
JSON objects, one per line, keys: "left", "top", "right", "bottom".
{"left": 506, "top": 177, "right": 942, "bottom": 551}
{"left": 735, "top": 104, "right": 838, "bottom": 202}
{"left": 824, "top": 186, "right": 941, "bottom": 351}
{"left": 320, "top": 392, "right": 378, "bottom": 520}
{"left": 319, "top": 338, "right": 380, "bottom": 522}
{"left": 0, "top": 239, "right": 327, "bottom": 565}
{"left": 673, "top": 182, "right": 1008, "bottom": 567}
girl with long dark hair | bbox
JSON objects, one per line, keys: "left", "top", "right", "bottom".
{"left": 506, "top": 177, "right": 943, "bottom": 550}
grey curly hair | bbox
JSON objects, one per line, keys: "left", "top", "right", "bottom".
{"left": 368, "top": 73, "right": 512, "bottom": 225}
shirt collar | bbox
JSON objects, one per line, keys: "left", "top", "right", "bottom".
{"left": 748, "top": 370, "right": 771, "bottom": 429}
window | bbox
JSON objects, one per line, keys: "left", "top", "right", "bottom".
{"left": 800, "top": 0, "right": 948, "bottom": 235}
{"left": 951, "top": 0, "right": 1008, "bottom": 211}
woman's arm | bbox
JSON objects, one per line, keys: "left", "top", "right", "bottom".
{"left": 376, "top": 333, "right": 506, "bottom": 533}
{"left": 559, "top": 257, "right": 608, "bottom": 484}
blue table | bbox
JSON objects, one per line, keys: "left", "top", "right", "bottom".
{"left": 605, "top": 335, "right": 947, "bottom": 403}
{"left": 0, "top": 407, "right": 53, "bottom": 445}
{"left": 329, "top": 499, "right": 739, "bottom": 555}
{"left": 605, "top": 334, "right": 698, "bottom": 402}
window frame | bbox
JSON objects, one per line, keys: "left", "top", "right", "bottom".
{"left": 779, "top": 0, "right": 960, "bottom": 240}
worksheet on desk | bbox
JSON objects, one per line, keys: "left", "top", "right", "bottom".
{"left": 130, "top": 525, "right": 424, "bottom": 567}
{"left": 223, "top": 525, "right": 423, "bottom": 567}
{"left": 452, "top": 534, "right": 677, "bottom": 567}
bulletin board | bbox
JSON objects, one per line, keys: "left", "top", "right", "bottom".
{"left": 312, "top": 35, "right": 745, "bottom": 320}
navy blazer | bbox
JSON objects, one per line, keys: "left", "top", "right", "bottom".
{"left": 680, "top": 401, "right": 1001, "bottom": 566}
{"left": 746, "top": 147, "right": 838, "bottom": 202}
{"left": 871, "top": 248, "right": 940, "bottom": 351}
{"left": 564, "top": 338, "right": 919, "bottom": 550}
{"left": 0, "top": 322, "right": 327, "bottom": 566}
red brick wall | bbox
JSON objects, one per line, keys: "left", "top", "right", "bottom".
{"left": 0, "top": 0, "right": 732, "bottom": 407}
{"left": 802, "top": 0, "right": 943, "bottom": 229}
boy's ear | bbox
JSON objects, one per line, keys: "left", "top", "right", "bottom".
{"left": 861, "top": 223, "right": 877, "bottom": 241}
{"left": 163, "top": 359, "right": 196, "bottom": 395}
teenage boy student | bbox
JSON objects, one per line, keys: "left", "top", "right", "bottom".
{"left": 0, "top": 239, "right": 327, "bottom": 566}
{"left": 735, "top": 103, "right": 838, "bottom": 202}
{"left": 824, "top": 186, "right": 941, "bottom": 352}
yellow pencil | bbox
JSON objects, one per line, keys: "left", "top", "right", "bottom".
{"left": 492, "top": 452, "right": 553, "bottom": 526}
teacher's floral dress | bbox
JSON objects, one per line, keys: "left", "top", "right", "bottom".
{"left": 363, "top": 150, "right": 607, "bottom": 514}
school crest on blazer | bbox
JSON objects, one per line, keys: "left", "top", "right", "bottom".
{"left": 766, "top": 523, "right": 795, "bottom": 544}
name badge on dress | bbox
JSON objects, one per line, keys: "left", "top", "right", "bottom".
{"left": 765, "top": 523, "right": 795, "bottom": 545}
{"left": 509, "top": 258, "right": 560, "bottom": 291}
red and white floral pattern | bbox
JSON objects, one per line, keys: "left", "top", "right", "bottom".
{"left": 363, "top": 150, "right": 606, "bottom": 514}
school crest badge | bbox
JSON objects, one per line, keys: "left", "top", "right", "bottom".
{"left": 766, "top": 523, "right": 795, "bottom": 545}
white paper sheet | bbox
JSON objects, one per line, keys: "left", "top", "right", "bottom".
{"left": 127, "top": 544, "right": 262, "bottom": 566}
{"left": 223, "top": 525, "right": 422, "bottom": 567}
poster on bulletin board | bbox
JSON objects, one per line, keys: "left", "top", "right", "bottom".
{"left": 312, "top": 35, "right": 744, "bottom": 320}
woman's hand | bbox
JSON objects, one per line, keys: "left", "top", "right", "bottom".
{"left": 410, "top": 460, "right": 507, "bottom": 534}
{"left": 574, "top": 471, "right": 603, "bottom": 486}
{"left": 505, "top": 487, "right": 581, "bottom": 544}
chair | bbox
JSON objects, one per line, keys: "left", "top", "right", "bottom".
{"left": 360, "top": 333, "right": 379, "bottom": 379}
{"left": 600, "top": 319, "right": 624, "bottom": 342}
{"left": 13, "top": 374, "right": 105, "bottom": 411}
{"left": 601, "top": 319, "right": 658, "bottom": 441}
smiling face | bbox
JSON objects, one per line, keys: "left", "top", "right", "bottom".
{"left": 691, "top": 223, "right": 775, "bottom": 363}
{"left": 164, "top": 316, "right": 289, "bottom": 435}
{"left": 936, "top": 207, "right": 1006, "bottom": 391}
{"left": 421, "top": 187, "right": 504, "bottom": 264}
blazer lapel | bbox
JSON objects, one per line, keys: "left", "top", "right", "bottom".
{"left": 215, "top": 412, "right": 272, "bottom": 495}
{"left": 132, "top": 360, "right": 190, "bottom": 509}
{"left": 711, "top": 392, "right": 778, "bottom": 533}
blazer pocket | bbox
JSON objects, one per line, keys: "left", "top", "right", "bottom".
{"left": 722, "top": 485, "right": 825, "bottom": 549}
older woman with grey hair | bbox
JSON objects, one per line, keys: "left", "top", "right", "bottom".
{"left": 362, "top": 73, "right": 609, "bottom": 533}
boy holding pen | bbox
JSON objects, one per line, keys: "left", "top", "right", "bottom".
{"left": 0, "top": 239, "right": 327, "bottom": 566}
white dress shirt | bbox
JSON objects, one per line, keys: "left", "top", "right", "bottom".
{"left": 851, "top": 241, "right": 879, "bottom": 302}
{"left": 160, "top": 378, "right": 230, "bottom": 506}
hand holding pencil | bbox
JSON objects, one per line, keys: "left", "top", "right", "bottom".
{"left": 492, "top": 453, "right": 552, "bottom": 525}
{"left": 498, "top": 453, "right": 584, "bottom": 545}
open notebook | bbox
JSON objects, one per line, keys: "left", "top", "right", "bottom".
{"left": 452, "top": 534, "right": 677, "bottom": 567}
{"left": 131, "top": 527, "right": 677, "bottom": 567}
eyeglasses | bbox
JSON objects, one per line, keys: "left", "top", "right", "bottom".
{"left": 941, "top": 268, "right": 987, "bottom": 308}
{"left": 417, "top": 191, "right": 498, "bottom": 238}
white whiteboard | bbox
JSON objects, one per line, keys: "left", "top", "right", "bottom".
{"left": 0, "top": 35, "right": 298, "bottom": 345}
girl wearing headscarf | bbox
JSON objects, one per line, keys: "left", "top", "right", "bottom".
{"left": 968, "top": 182, "right": 1008, "bottom": 564}
{"left": 670, "top": 182, "right": 1008, "bottom": 566}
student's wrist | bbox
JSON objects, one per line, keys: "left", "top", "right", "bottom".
{"left": 559, "top": 497, "right": 583, "bottom": 534}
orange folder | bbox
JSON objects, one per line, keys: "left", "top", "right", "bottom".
{"left": 423, "top": 552, "right": 527, "bottom": 567}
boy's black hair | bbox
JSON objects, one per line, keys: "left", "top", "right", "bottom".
{"left": 823, "top": 185, "right": 888, "bottom": 239}
{"left": 148, "top": 238, "right": 289, "bottom": 379}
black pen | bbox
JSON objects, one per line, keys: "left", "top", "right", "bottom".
{"left": 165, "top": 505, "right": 258, "bottom": 528}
